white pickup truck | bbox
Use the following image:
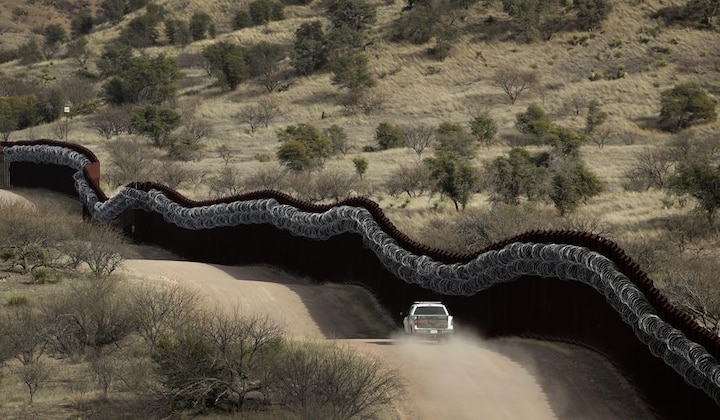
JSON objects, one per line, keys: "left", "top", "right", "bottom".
{"left": 402, "top": 301, "right": 454, "bottom": 339}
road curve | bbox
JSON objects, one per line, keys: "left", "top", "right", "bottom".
{"left": 122, "top": 260, "right": 655, "bottom": 419}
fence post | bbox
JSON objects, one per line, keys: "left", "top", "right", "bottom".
{"left": 0, "top": 146, "right": 9, "bottom": 188}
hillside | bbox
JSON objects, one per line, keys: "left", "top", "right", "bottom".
{"left": 0, "top": 0, "right": 719, "bottom": 276}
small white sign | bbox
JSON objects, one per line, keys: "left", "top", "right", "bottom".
{"left": 63, "top": 106, "right": 70, "bottom": 113}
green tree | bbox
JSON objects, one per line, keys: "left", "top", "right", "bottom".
{"left": 249, "top": 0, "right": 285, "bottom": 25}
{"left": 165, "top": 19, "right": 192, "bottom": 47}
{"left": 233, "top": 10, "right": 252, "bottom": 29}
{"left": 71, "top": 12, "right": 94, "bottom": 38}
{"left": 375, "top": 122, "right": 405, "bottom": 150}
{"left": 189, "top": 12, "right": 212, "bottom": 41}
{"left": 96, "top": 42, "right": 133, "bottom": 78}
{"left": 436, "top": 122, "right": 478, "bottom": 160}
{"left": 100, "top": 0, "right": 128, "bottom": 25}
{"left": 425, "top": 151, "right": 478, "bottom": 211}
{"left": 324, "top": 0, "right": 377, "bottom": 32}
{"left": 543, "top": 125, "right": 588, "bottom": 158}
{"left": 276, "top": 124, "right": 332, "bottom": 171}
{"left": 670, "top": 160, "right": 720, "bottom": 223}
{"left": 390, "top": 4, "right": 436, "bottom": 44}
{"left": 42, "top": 24, "right": 66, "bottom": 58}
{"left": 118, "top": 5, "right": 163, "bottom": 48}
{"left": 658, "top": 82, "right": 716, "bottom": 132}
{"left": 353, "top": 156, "right": 368, "bottom": 179}
{"left": 573, "top": 0, "right": 612, "bottom": 31}
{"left": 515, "top": 103, "right": 553, "bottom": 138}
{"left": 490, "top": 148, "right": 549, "bottom": 204}
{"left": 101, "top": 54, "right": 180, "bottom": 105}
{"left": 502, "top": 0, "right": 544, "bottom": 40}
{"left": 331, "top": 53, "right": 375, "bottom": 100}
{"left": 245, "top": 42, "right": 287, "bottom": 92}
{"left": 550, "top": 161, "right": 602, "bottom": 216}
{"left": 203, "top": 41, "right": 247, "bottom": 91}
{"left": 291, "top": 21, "right": 328, "bottom": 75}
{"left": 130, "top": 105, "right": 181, "bottom": 148}
{"left": 469, "top": 113, "right": 498, "bottom": 147}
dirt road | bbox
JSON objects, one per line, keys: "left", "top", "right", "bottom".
{"left": 122, "top": 259, "right": 655, "bottom": 420}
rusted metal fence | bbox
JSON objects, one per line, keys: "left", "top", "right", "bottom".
{"left": 2, "top": 140, "right": 720, "bottom": 418}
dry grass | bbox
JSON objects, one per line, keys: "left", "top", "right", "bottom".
{"left": 0, "top": 0, "right": 718, "bottom": 241}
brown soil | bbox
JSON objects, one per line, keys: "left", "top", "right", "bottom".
{"left": 123, "top": 259, "right": 656, "bottom": 419}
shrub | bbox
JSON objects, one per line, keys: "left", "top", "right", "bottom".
{"left": 152, "top": 312, "right": 284, "bottom": 411}
{"left": 276, "top": 124, "right": 332, "bottom": 171}
{"left": 189, "top": 12, "right": 213, "bottom": 41}
{"left": 291, "top": 21, "right": 328, "bottom": 75}
{"left": 31, "top": 266, "right": 50, "bottom": 284}
{"left": 375, "top": 122, "right": 405, "bottom": 150}
{"left": 233, "top": 10, "right": 252, "bottom": 29}
{"left": 268, "top": 341, "right": 400, "bottom": 419}
{"left": 436, "top": 122, "right": 478, "bottom": 160}
{"left": 6, "top": 295, "right": 29, "bottom": 306}
{"left": 324, "top": 124, "right": 349, "bottom": 155}
{"left": 203, "top": 41, "right": 247, "bottom": 91}
{"left": 658, "top": 82, "right": 716, "bottom": 132}
{"left": 390, "top": 4, "right": 435, "bottom": 44}
{"left": 469, "top": 113, "right": 498, "bottom": 147}
{"left": 249, "top": 0, "right": 285, "bottom": 25}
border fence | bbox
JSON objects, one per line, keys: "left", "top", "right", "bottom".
{"left": 2, "top": 139, "right": 720, "bottom": 418}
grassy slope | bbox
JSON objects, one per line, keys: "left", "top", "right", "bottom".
{"left": 0, "top": 0, "right": 718, "bottom": 251}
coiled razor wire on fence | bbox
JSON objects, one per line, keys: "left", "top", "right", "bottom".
{"left": 4, "top": 144, "right": 720, "bottom": 404}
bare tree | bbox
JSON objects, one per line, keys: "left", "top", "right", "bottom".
{"left": 237, "top": 106, "right": 264, "bottom": 134}
{"left": 61, "top": 76, "right": 97, "bottom": 109}
{"left": 64, "top": 221, "right": 125, "bottom": 278}
{"left": 312, "top": 169, "right": 359, "bottom": 202}
{"left": 623, "top": 147, "right": 674, "bottom": 191}
{"left": 152, "top": 310, "right": 284, "bottom": 411}
{"left": 15, "top": 360, "right": 53, "bottom": 404}
{"left": 591, "top": 124, "right": 613, "bottom": 148}
{"left": 182, "top": 118, "right": 213, "bottom": 142}
{"left": 268, "top": 340, "right": 401, "bottom": 419}
{"left": 257, "top": 97, "right": 283, "bottom": 128}
{"left": 493, "top": 68, "right": 539, "bottom": 104}
{"left": 564, "top": 93, "right": 587, "bottom": 115}
{"left": 403, "top": 124, "right": 435, "bottom": 157}
{"left": 216, "top": 144, "right": 233, "bottom": 164}
{"left": 127, "top": 282, "right": 202, "bottom": 348}
{"left": 357, "top": 90, "right": 386, "bottom": 116}
{"left": 243, "top": 165, "right": 287, "bottom": 191}
{"left": 208, "top": 165, "right": 245, "bottom": 198}
{"left": 51, "top": 121, "right": 69, "bottom": 141}
{"left": 88, "top": 350, "right": 125, "bottom": 399}
{"left": 662, "top": 258, "right": 720, "bottom": 335}
{"left": 156, "top": 160, "right": 196, "bottom": 190}
{"left": 104, "top": 138, "right": 158, "bottom": 187}
{"left": 2, "top": 307, "right": 48, "bottom": 365}
{"left": 41, "top": 278, "right": 135, "bottom": 359}
{"left": 88, "top": 106, "right": 134, "bottom": 140}
{"left": 384, "top": 164, "right": 432, "bottom": 198}
{"left": 0, "top": 201, "right": 69, "bottom": 274}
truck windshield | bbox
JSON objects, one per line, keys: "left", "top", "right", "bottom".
{"left": 414, "top": 306, "right": 447, "bottom": 315}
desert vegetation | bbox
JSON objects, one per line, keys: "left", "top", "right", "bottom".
{"left": 0, "top": 197, "right": 401, "bottom": 418}
{"left": 0, "top": 0, "right": 719, "bottom": 373}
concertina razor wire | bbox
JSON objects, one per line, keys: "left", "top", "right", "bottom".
{"left": 4, "top": 144, "right": 720, "bottom": 404}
